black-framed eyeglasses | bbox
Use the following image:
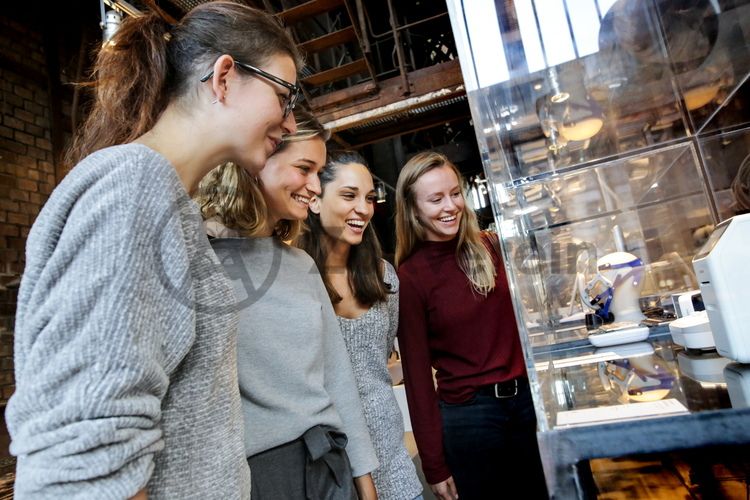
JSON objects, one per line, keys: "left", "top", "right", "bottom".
{"left": 200, "top": 60, "right": 301, "bottom": 118}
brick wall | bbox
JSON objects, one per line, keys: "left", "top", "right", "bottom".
{"left": 0, "top": 14, "right": 58, "bottom": 406}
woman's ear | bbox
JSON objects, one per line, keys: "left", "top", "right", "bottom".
{"left": 210, "top": 54, "right": 235, "bottom": 104}
{"left": 309, "top": 195, "right": 321, "bottom": 214}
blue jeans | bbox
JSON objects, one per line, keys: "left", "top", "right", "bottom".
{"left": 439, "top": 378, "right": 548, "bottom": 499}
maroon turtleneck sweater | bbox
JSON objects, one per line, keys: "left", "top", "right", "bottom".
{"left": 396, "top": 235, "right": 526, "bottom": 484}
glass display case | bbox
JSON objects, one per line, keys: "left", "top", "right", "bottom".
{"left": 447, "top": 0, "right": 750, "bottom": 496}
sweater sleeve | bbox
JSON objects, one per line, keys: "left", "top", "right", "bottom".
{"left": 397, "top": 270, "right": 452, "bottom": 484}
{"left": 317, "top": 277, "right": 379, "bottom": 477}
{"left": 7, "top": 156, "right": 194, "bottom": 498}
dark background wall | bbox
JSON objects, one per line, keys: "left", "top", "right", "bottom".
{"left": 0, "top": 1, "right": 96, "bottom": 415}
{"left": 0, "top": 13, "right": 56, "bottom": 408}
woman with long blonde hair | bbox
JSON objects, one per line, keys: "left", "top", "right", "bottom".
{"left": 199, "top": 109, "right": 378, "bottom": 500}
{"left": 395, "top": 152, "right": 547, "bottom": 500}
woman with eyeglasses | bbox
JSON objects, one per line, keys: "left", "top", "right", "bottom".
{"left": 199, "top": 109, "right": 378, "bottom": 500}
{"left": 295, "top": 151, "right": 424, "bottom": 500}
{"left": 394, "top": 152, "right": 548, "bottom": 500}
{"left": 6, "top": 3, "right": 301, "bottom": 499}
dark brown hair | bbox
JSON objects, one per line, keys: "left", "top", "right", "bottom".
{"left": 295, "top": 151, "right": 390, "bottom": 306}
{"left": 65, "top": 1, "right": 301, "bottom": 168}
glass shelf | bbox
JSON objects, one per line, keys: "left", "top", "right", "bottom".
{"left": 532, "top": 332, "right": 740, "bottom": 432}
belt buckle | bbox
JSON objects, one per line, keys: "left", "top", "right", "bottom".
{"left": 494, "top": 379, "right": 518, "bottom": 398}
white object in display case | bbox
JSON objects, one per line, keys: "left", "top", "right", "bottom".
{"left": 597, "top": 252, "right": 647, "bottom": 323}
{"left": 579, "top": 252, "right": 647, "bottom": 324}
{"left": 556, "top": 399, "right": 689, "bottom": 427}
{"left": 692, "top": 214, "right": 750, "bottom": 362}
{"left": 677, "top": 350, "right": 731, "bottom": 384}
{"left": 669, "top": 311, "right": 715, "bottom": 349}
{"left": 724, "top": 363, "right": 750, "bottom": 409}
{"left": 672, "top": 290, "right": 702, "bottom": 317}
{"left": 588, "top": 323, "right": 650, "bottom": 347}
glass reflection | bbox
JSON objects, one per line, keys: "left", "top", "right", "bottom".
{"left": 449, "top": 0, "right": 750, "bottom": 433}
{"left": 598, "top": 351, "right": 676, "bottom": 403}
{"left": 700, "top": 127, "right": 750, "bottom": 221}
{"left": 461, "top": 0, "right": 750, "bottom": 179}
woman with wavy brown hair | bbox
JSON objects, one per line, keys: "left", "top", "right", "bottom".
{"left": 296, "top": 151, "right": 424, "bottom": 500}
{"left": 199, "top": 110, "right": 378, "bottom": 500}
{"left": 7, "top": 3, "right": 301, "bottom": 498}
{"left": 395, "top": 152, "right": 547, "bottom": 500}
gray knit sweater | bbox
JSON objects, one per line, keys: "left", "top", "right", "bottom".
{"left": 6, "top": 144, "right": 251, "bottom": 499}
{"left": 337, "top": 262, "right": 423, "bottom": 500}
{"left": 210, "top": 236, "right": 378, "bottom": 477}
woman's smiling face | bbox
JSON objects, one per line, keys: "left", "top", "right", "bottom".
{"left": 258, "top": 137, "right": 326, "bottom": 226}
{"left": 311, "top": 162, "right": 376, "bottom": 247}
{"left": 412, "top": 165, "right": 465, "bottom": 242}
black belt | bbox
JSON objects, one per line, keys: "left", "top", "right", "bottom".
{"left": 476, "top": 377, "right": 525, "bottom": 398}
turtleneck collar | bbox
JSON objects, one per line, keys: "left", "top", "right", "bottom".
{"left": 417, "top": 236, "right": 459, "bottom": 254}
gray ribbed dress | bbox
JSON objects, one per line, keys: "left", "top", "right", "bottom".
{"left": 336, "top": 261, "right": 423, "bottom": 500}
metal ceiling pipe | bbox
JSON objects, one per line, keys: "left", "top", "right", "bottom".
{"left": 354, "top": 0, "right": 370, "bottom": 53}
{"left": 102, "top": 0, "right": 142, "bottom": 18}
{"left": 386, "top": 0, "right": 410, "bottom": 96}
{"left": 366, "top": 10, "right": 448, "bottom": 39}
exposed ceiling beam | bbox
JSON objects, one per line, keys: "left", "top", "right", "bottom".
{"left": 302, "top": 58, "right": 368, "bottom": 87}
{"left": 308, "top": 81, "right": 379, "bottom": 110}
{"left": 340, "top": 101, "right": 471, "bottom": 148}
{"left": 315, "top": 59, "right": 465, "bottom": 131}
{"left": 278, "top": 0, "right": 345, "bottom": 25}
{"left": 298, "top": 26, "right": 356, "bottom": 54}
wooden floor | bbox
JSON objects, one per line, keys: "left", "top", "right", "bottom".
{"left": 407, "top": 427, "right": 750, "bottom": 499}
{"left": 0, "top": 454, "right": 746, "bottom": 499}
{"left": 0, "top": 428, "right": 746, "bottom": 498}
{"left": 591, "top": 453, "right": 750, "bottom": 499}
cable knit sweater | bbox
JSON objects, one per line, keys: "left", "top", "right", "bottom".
{"left": 337, "top": 261, "right": 423, "bottom": 500}
{"left": 6, "top": 144, "right": 251, "bottom": 499}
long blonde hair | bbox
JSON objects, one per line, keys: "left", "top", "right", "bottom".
{"left": 395, "top": 151, "right": 496, "bottom": 295}
{"left": 198, "top": 107, "right": 328, "bottom": 240}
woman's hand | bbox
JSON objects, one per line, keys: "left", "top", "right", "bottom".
{"left": 430, "top": 476, "right": 459, "bottom": 500}
{"left": 130, "top": 489, "right": 147, "bottom": 500}
{"left": 354, "top": 473, "right": 378, "bottom": 500}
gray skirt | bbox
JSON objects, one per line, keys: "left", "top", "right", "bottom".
{"left": 247, "top": 425, "right": 357, "bottom": 500}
